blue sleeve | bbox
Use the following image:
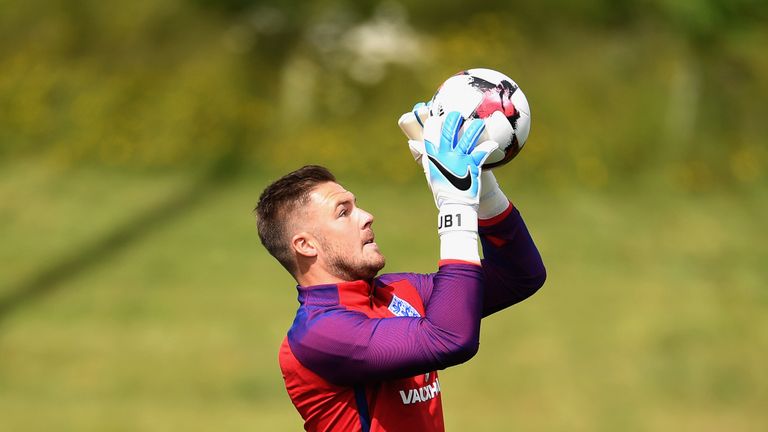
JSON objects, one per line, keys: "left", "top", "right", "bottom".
{"left": 478, "top": 204, "right": 546, "bottom": 317}
{"left": 287, "top": 263, "right": 483, "bottom": 386}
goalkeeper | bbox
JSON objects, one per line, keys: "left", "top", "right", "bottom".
{"left": 254, "top": 110, "right": 546, "bottom": 432}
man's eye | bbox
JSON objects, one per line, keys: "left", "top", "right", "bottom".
{"left": 338, "top": 209, "right": 347, "bottom": 217}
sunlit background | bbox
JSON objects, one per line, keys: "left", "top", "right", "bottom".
{"left": 1, "top": 0, "right": 766, "bottom": 430}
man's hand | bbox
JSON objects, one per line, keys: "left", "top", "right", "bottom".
{"left": 398, "top": 102, "right": 430, "bottom": 142}
{"left": 408, "top": 111, "right": 496, "bottom": 262}
{"left": 399, "top": 103, "right": 510, "bottom": 220}
{"left": 398, "top": 102, "right": 431, "bottom": 161}
{"left": 411, "top": 111, "right": 498, "bottom": 210}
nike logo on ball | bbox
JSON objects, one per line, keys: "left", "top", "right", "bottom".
{"left": 427, "top": 155, "right": 472, "bottom": 191}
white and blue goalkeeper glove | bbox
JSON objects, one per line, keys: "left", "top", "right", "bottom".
{"left": 399, "top": 104, "right": 511, "bottom": 220}
{"left": 410, "top": 112, "right": 497, "bottom": 210}
{"left": 397, "top": 102, "right": 431, "bottom": 153}
{"left": 409, "top": 112, "right": 498, "bottom": 262}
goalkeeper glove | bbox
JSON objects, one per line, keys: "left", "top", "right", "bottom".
{"left": 397, "top": 102, "right": 431, "bottom": 150}
{"left": 410, "top": 112, "right": 498, "bottom": 262}
{"left": 399, "top": 103, "right": 510, "bottom": 219}
{"left": 411, "top": 111, "right": 497, "bottom": 210}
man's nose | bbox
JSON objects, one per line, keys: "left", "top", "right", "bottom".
{"left": 359, "top": 208, "right": 374, "bottom": 229}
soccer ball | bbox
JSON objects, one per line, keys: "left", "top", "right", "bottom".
{"left": 429, "top": 68, "right": 531, "bottom": 168}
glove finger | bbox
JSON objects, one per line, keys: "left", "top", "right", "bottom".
{"left": 398, "top": 112, "right": 424, "bottom": 141}
{"left": 422, "top": 115, "right": 443, "bottom": 149}
{"left": 423, "top": 138, "right": 438, "bottom": 158}
{"left": 408, "top": 140, "right": 426, "bottom": 162}
{"left": 441, "top": 111, "right": 464, "bottom": 152}
{"left": 412, "top": 102, "right": 430, "bottom": 128}
{"left": 458, "top": 119, "right": 486, "bottom": 154}
{"left": 471, "top": 140, "right": 500, "bottom": 166}
{"left": 484, "top": 110, "right": 515, "bottom": 147}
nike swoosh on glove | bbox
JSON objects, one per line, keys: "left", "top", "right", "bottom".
{"left": 410, "top": 111, "right": 499, "bottom": 210}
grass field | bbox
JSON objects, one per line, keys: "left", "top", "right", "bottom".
{"left": 1, "top": 160, "right": 766, "bottom": 431}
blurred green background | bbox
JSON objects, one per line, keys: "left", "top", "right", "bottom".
{"left": 1, "top": 0, "right": 767, "bottom": 430}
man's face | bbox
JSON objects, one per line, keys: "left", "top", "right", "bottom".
{"left": 301, "top": 181, "right": 385, "bottom": 281}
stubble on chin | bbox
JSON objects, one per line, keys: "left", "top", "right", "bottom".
{"left": 331, "top": 251, "right": 385, "bottom": 282}
{"left": 318, "top": 236, "right": 385, "bottom": 281}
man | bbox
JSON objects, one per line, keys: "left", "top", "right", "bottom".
{"left": 255, "top": 111, "right": 546, "bottom": 431}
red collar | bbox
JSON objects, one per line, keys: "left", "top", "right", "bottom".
{"left": 297, "top": 279, "right": 374, "bottom": 307}
{"left": 336, "top": 280, "right": 374, "bottom": 309}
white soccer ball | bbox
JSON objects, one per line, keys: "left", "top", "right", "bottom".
{"left": 429, "top": 68, "right": 531, "bottom": 168}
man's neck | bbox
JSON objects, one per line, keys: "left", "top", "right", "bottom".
{"left": 295, "top": 268, "right": 349, "bottom": 287}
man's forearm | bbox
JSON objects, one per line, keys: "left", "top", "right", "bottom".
{"left": 479, "top": 205, "right": 546, "bottom": 316}
{"left": 287, "top": 262, "right": 484, "bottom": 385}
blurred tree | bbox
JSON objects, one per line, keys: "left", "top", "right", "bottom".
{"left": 0, "top": 0, "right": 765, "bottom": 186}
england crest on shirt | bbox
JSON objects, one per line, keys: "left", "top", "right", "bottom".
{"left": 388, "top": 294, "right": 421, "bottom": 318}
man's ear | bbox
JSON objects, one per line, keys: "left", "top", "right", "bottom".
{"left": 292, "top": 232, "right": 318, "bottom": 258}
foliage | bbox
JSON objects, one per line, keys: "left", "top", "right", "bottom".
{"left": 1, "top": 0, "right": 766, "bottom": 189}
